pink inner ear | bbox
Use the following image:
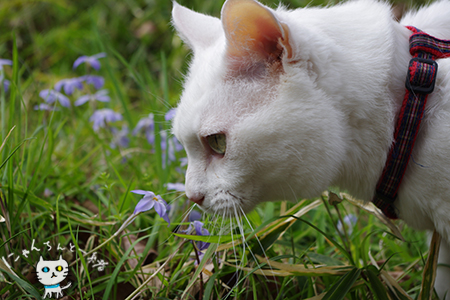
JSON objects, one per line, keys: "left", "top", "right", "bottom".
{"left": 222, "top": 0, "right": 289, "bottom": 63}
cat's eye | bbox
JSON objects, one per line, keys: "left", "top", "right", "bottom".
{"left": 206, "top": 134, "right": 226, "bottom": 155}
{"left": 42, "top": 267, "right": 49, "bottom": 273}
{"left": 56, "top": 265, "right": 63, "bottom": 272}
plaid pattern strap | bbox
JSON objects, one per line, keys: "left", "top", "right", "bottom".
{"left": 372, "top": 27, "right": 450, "bottom": 219}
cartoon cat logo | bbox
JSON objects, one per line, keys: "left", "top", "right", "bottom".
{"left": 36, "top": 255, "right": 71, "bottom": 299}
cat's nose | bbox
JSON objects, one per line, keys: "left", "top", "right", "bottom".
{"left": 188, "top": 195, "right": 204, "bottom": 205}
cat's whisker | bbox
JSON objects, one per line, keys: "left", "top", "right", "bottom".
{"left": 162, "top": 190, "right": 186, "bottom": 199}
{"left": 221, "top": 209, "right": 237, "bottom": 300}
{"left": 230, "top": 213, "right": 240, "bottom": 298}
{"left": 286, "top": 182, "right": 298, "bottom": 202}
{"left": 232, "top": 203, "right": 246, "bottom": 298}
{"left": 239, "top": 205, "right": 280, "bottom": 296}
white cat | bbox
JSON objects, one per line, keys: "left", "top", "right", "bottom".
{"left": 171, "top": 0, "right": 450, "bottom": 297}
{"left": 36, "top": 255, "right": 71, "bottom": 299}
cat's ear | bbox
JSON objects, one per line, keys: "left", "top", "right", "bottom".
{"left": 172, "top": 2, "right": 223, "bottom": 51}
{"left": 59, "top": 255, "right": 63, "bottom": 261}
{"left": 39, "top": 256, "right": 43, "bottom": 262}
{"left": 221, "top": 0, "right": 293, "bottom": 64}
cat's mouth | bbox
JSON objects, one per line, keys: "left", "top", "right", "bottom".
{"left": 51, "top": 273, "right": 57, "bottom": 278}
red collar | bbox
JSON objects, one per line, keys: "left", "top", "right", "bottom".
{"left": 372, "top": 26, "right": 450, "bottom": 219}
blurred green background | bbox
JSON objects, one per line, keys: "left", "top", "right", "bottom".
{"left": 0, "top": 0, "right": 426, "bottom": 100}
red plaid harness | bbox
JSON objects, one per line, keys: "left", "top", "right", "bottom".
{"left": 372, "top": 27, "right": 450, "bottom": 219}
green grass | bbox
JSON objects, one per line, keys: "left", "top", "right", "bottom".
{"left": 0, "top": 0, "right": 439, "bottom": 299}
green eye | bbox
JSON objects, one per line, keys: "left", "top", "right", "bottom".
{"left": 206, "top": 134, "right": 226, "bottom": 155}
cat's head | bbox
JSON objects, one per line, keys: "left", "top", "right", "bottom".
{"left": 36, "top": 255, "right": 69, "bottom": 286}
{"left": 172, "top": 0, "right": 346, "bottom": 216}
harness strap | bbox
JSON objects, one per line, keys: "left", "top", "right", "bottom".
{"left": 372, "top": 27, "right": 450, "bottom": 219}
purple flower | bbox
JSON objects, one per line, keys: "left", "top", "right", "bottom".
{"left": 39, "top": 89, "right": 71, "bottom": 107}
{"left": 34, "top": 103, "right": 60, "bottom": 111}
{"left": 89, "top": 109, "right": 122, "bottom": 131}
{"left": 161, "top": 132, "right": 184, "bottom": 167}
{"left": 131, "top": 190, "right": 170, "bottom": 226}
{"left": 81, "top": 75, "right": 105, "bottom": 90}
{"left": 75, "top": 89, "right": 110, "bottom": 106}
{"left": 184, "top": 220, "right": 210, "bottom": 263}
{"left": 192, "top": 221, "right": 210, "bottom": 250}
{"left": 73, "top": 53, "right": 106, "bottom": 70}
{"left": 165, "top": 108, "right": 176, "bottom": 121}
{"left": 110, "top": 126, "right": 130, "bottom": 148}
{"left": 188, "top": 210, "right": 202, "bottom": 222}
{"left": 165, "top": 183, "right": 185, "bottom": 192}
{"left": 337, "top": 214, "right": 357, "bottom": 236}
{"left": 54, "top": 77, "right": 83, "bottom": 95}
{"left": 132, "top": 113, "right": 155, "bottom": 144}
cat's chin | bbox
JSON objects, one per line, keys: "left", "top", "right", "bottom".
{"left": 197, "top": 193, "right": 255, "bottom": 218}
{"left": 200, "top": 205, "right": 249, "bottom": 218}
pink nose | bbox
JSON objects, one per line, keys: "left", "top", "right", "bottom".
{"left": 189, "top": 196, "right": 204, "bottom": 205}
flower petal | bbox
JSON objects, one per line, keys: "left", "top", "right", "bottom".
{"left": 133, "top": 197, "right": 155, "bottom": 214}
{"left": 188, "top": 210, "right": 202, "bottom": 222}
{"left": 154, "top": 201, "right": 170, "bottom": 226}
{"left": 74, "top": 95, "right": 90, "bottom": 106}
{"left": 165, "top": 108, "right": 176, "bottom": 121}
{"left": 0, "top": 59, "right": 13, "bottom": 66}
{"left": 57, "top": 93, "right": 71, "bottom": 108}
{"left": 39, "top": 89, "right": 56, "bottom": 103}
{"left": 89, "top": 59, "right": 101, "bottom": 70}
{"left": 131, "top": 190, "right": 153, "bottom": 196}
{"left": 73, "top": 56, "right": 87, "bottom": 69}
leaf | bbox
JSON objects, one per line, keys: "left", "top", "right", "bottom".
{"left": 328, "top": 190, "right": 343, "bottom": 205}
{"left": 307, "top": 252, "right": 345, "bottom": 266}
{"left": 419, "top": 230, "right": 441, "bottom": 300}
{"left": 180, "top": 243, "right": 219, "bottom": 300}
{"left": 380, "top": 270, "right": 413, "bottom": 300}
{"left": 365, "top": 265, "right": 390, "bottom": 300}
{"left": 0, "top": 258, "right": 42, "bottom": 299}
{"left": 322, "top": 268, "right": 361, "bottom": 300}
{"left": 203, "top": 271, "right": 220, "bottom": 300}
{"left": 0, "top": 137, "right": 33, "bottom": 171}
{"left": 0, "top": 126, "right": 15, "bottom": 153}
{"left": 254, "top": 254, "right": 353, "bottom": 276}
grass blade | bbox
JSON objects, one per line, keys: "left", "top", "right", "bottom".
{"left": 419, "top": 230, "right": 441, "bottom": 300}
{"left": 365, "top": 265, "right": 390, "bottom": 300}
{"left": 322, "top": 268, "right": 361, "bottom": 300}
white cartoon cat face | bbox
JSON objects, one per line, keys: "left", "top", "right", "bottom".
{"left": 36, "top": 256, "right": 69, "bottom": 286}
{"left": 172, "top": 0, "right": 348, "bottom": 216}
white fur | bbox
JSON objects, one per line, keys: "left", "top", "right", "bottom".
{"left": 172, "top": 0, "right": 450, "bottom": 297}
